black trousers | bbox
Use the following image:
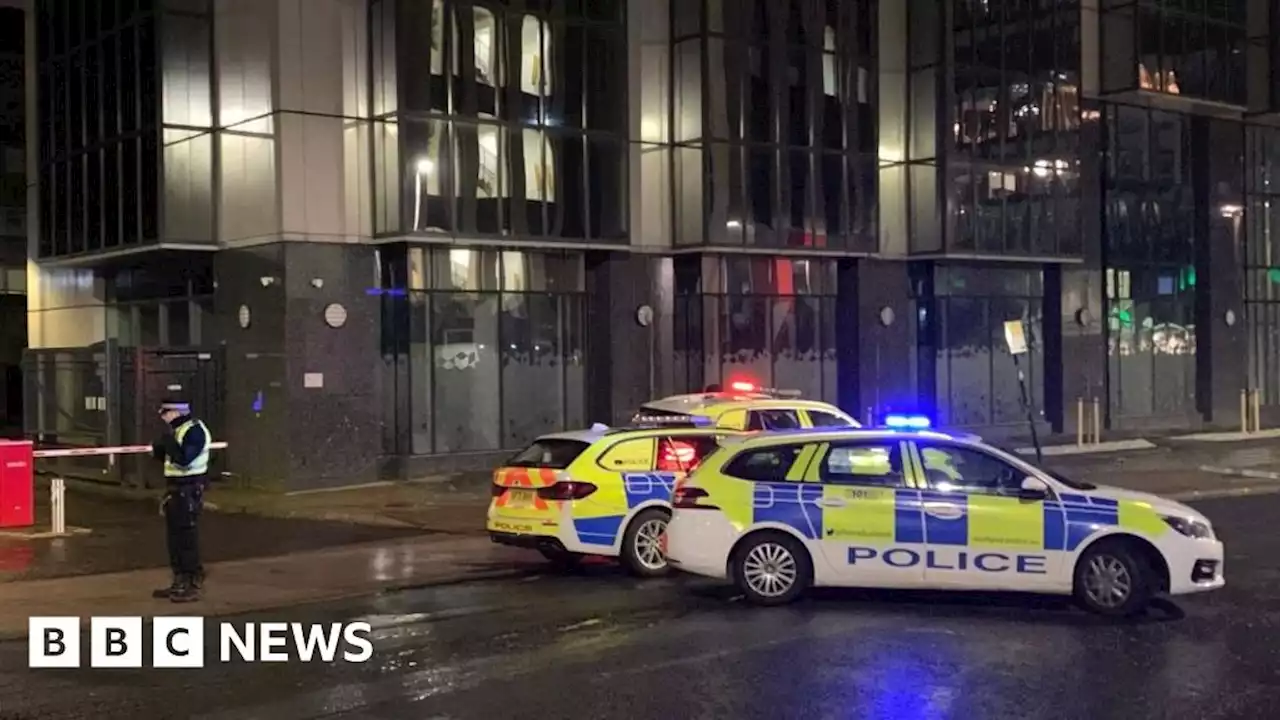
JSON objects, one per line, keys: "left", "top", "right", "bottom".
{"left": 164, "top": 478, "right": 207, "bottom": 579}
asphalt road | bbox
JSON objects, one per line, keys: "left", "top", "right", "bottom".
{"left": 0, "top": 492, "right": 420, "bottom": 581}
{"left": 1, "top": 494, "right": 1277, "bottom": 720}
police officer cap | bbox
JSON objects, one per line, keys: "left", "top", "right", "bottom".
{"left": 159, "top": 398, "right": 191, "bottom": 414}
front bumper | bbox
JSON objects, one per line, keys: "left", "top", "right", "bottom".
{"left": 1166, "top": 539, "right": 1225, "bottom": 595}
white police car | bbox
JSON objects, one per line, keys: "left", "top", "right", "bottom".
{"left": 664, "top": 420, "right": 1224, "bottom": 616}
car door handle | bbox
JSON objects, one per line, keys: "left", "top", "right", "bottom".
{"left": 816, "top": 498, "right": 846, "bottom": 508}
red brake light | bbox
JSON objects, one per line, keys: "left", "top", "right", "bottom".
{"left": 730, "top": 381, "right": 756, "bottom": 392}
{"left": 536, "top": 481, "right": 597, "bottom": 500}
{"left": 657, "top": 440, "right": 700, "bottom": 472}
{"left": 673, "top": 487, "right": 717, "bottom": 509}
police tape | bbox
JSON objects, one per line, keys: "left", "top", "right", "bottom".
{"left": 33, "top": 442, "right": 229, "bottom": 459}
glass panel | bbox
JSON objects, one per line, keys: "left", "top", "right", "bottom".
{"left": 433, "top": 293, "right": 500, "bottom": 452}
{"left": 501, "top": 293, "right": 563, "bottom": 448}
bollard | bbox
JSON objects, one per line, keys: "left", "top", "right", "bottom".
{"left": 51, "top": 478, "right": 65, "bottom": 536}
{"left": 1241, "top": 389, "right": 1249, "bottom": 433}
{"left": 1076, "top": 397, "right": 1085, "bottom": 446}
{"left": 1252, "top": 388, "right": 1262, "bottom": 433}
{"left": 1091, "top": 397, "right": 1101, "bottom": 445}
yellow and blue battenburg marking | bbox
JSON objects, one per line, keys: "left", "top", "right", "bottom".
{"left": 748, "top": 484, "right": 1157, "bottom": 550}
{"left": 570, "top": 472, "right": 680, "bottom": 547}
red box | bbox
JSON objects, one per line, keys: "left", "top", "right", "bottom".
{"left": 0, "top": 440, "right": 34, "bottom": 528}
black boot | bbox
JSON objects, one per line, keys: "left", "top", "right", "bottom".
{"left": 152, "top": 574, "right": 182, "bottom": 599}
{"left": 169, "top": 578, "right": 201, "bottom": 603}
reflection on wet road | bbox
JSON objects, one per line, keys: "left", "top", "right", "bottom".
{"left": 1, "top": 495, "right": 1278, "bottom": 720}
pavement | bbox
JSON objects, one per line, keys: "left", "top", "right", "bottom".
{"left": 0, "top": 491, "right": 1272, "bottom": 719}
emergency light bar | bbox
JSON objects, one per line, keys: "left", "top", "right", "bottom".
{"left": 883, "top": 414, "right": 932, "bottom": 430}
{"left": 720, "top": 381, "right": 803, "bottom": 399}
{"left": 630, "top": 414, "right": 713, "bottom": 427}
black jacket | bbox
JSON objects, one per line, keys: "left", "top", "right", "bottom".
{"left": 152, "top": 414, "right": 209, "bottom": 474}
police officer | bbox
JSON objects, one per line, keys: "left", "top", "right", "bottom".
{"left": 150, "top": 399, "right": 212, "bottom": 603}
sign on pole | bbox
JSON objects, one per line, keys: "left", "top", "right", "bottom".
{"left": 1004, "top": 320, "right": 1028, "bottom": 355}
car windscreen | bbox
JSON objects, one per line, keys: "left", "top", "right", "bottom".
{"left": 504, "top": 439, "right": 592, "bottom": 470}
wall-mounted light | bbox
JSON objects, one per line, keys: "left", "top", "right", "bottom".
{"left": 416, "top": 157, "right": 435, "bottom": 175}
{"left": 1219, "top": 203, "right": 1243, "bottom": 218}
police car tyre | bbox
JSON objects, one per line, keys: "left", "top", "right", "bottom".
{"left": 1072, "top": 539, "right": 1155, "bottom": 617}
{"left": 621, "top": 507, "right": 671, "bottom": 578}
{"left": 731, "top": 532, "right": 811, "bottom": 606}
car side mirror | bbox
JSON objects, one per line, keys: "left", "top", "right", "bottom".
{"left": 1019, "top": 476, "right": 1049, "bottom": 500}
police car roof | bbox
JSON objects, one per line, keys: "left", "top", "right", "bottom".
{"left": 534, "top": 423, "right": 716, "bottom": 444}
{"left": 729, "top": 427, "right": 981, "bottom": 449}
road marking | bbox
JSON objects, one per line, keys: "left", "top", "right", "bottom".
{"left": 1169, "top": 485, "right": 1280, "bottom": 501}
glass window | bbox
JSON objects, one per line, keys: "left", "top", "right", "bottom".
{"left": 746, "top": 409, "right": 802, "bottom": 431}
{"left": 807, "top": 409, "right": 851, "bottom": 427}
{"left": 500, "top": 293, "right": 564, "bottom": 447}
{"left": 655, "top": 435, "right": 720, "bottom": 473}
{"left": 917, "top": 444, "right": 1025, "bottom": 496}
{"left": 506, "top": 439, "right": 590, "bottom": 469}
{"left": 432, "top": 293, "right": 501, "bottom": 452}
{"left": 597, "top": 438, "right": 656, "bottom": 472}
{"left": 724, "top": 444, "right": 805, "bottom": 482}
{"left": 819, "top": 443, "right": 905, "bottom": 487}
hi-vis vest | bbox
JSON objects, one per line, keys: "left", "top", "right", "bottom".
{"left": 164, "top": 419, "right": 211, "bottom": 478}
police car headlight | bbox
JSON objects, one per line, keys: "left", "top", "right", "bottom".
{"left": 1162, "top": 515, "right": 1213, "bottom": 540}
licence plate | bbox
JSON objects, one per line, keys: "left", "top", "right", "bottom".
{"left": 507, "top": 489, "right": 535, "bottom": 508}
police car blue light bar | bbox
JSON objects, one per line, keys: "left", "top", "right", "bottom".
{"left": 883, "top": 414, "right": 931, "bottom": 430}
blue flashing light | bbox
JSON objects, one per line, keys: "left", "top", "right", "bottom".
{"left": 884, "top": 414, "right": 931, "bottom": 430}
{"left": 366, "top": 287, "right": 408, "bottom": 297}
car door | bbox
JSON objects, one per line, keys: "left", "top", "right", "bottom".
{"left": 910, "top": 441, "right": 1063, "bottom": 590}
{"left": 810, "top": 439, "right": 927, "bottom": 588}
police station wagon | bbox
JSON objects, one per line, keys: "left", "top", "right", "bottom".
{"left": 664, "top": 428, "right": 1224, "bottom": 616}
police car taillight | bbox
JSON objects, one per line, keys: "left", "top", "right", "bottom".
{"left": 672, "top": 486, "right": 717, "bottom": 509}
{"left": 537, "top": 481, "right": 598, "bottom": 501}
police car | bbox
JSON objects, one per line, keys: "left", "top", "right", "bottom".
{"left": 664, "top": 420, "right": 1224, "bottom": 616}
{"left": 633, "top": 382, "right": 861, "bottom": 431}
{"left": 488, "top": 418, "right": 735, "bottom": 576}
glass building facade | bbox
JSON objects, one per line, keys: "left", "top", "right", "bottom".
{"left": 17, "top": 0, "right": 1280, "bottom": 489}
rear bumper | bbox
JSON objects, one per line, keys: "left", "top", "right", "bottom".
{"left": 489, "top": 531, "right": 567, "bottom": 553}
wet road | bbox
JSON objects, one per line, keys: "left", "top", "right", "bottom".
{"left": 1, "top": 494, "right": 1277, "bottom": 720}
{"left": 0, "top": 491, "right": 421, "bottom": 581}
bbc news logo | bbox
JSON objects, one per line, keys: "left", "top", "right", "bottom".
{"left": 28, "top": 617, "right": 374, "bottom": 668}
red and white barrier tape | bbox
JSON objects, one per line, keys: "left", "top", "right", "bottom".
{"left": 33, "top": 442, "right": 228, "bottom": 458}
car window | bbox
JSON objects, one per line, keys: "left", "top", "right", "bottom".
{"left": 917, "top": 444, "right": 1026, "bottom": 496}
{"left": 746, "top": 409, "right": 802, "bottom": 431}
{"left": 655, "top": 436, "right": 719, "bottom": 472}
{"left": 820, "top": 442, "right": 906, "bottom": 487}
{"left": 597, "top": 438, "right": 656, "bottom": 472}
{"left": 807, "top": 410, "right": 853, "bottom": 428}
{"left": 724, "top": 445, "right": 805, "bottom": 482}
{"left": 506, "top": 440, "right": 591, "bottom": 469}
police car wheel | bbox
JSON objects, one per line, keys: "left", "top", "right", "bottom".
{"left": 732, "top": 533, "right": 810, "bottom": 606}
{"left": 621, "top": 508, "right": 671, "bottom": 578}
{"left": 1073, "top": 541, "right": 1153, "bottom": 617}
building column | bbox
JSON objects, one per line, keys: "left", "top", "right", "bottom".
{"left": 1194, "top": 117, "right": 1247, "bottom": 426}
{"left": 846, "top": 258, "right": 915, "bottom": 423}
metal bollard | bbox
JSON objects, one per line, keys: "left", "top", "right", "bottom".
{"left": 1252, "top": 389, "right": 1262, "bottom": 433}
{"left": 1076, "top": 397, "right": 1085, "bottom": 447}
{"left": 1092, "top": 397, "right": 1101, "bottom": 445}
{"left": 1241, "top": 389, "right": 1249, "bottom": 433}
{"left": 51, "top": 478, "right": 66, "bottom": 536}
